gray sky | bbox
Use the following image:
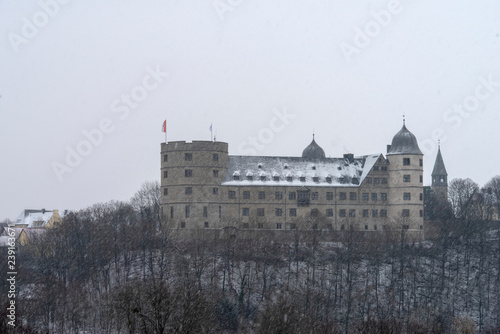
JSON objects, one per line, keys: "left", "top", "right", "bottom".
{"left": 1, "top": 0, "right": 499, "bottom": 220}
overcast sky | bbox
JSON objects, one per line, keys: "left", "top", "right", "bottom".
{"left": 1, "top": 0, "right": 499, "bottom": 220}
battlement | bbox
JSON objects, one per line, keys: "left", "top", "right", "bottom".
{"left": 161, "top": 140, "right": 228, "bottom": 153}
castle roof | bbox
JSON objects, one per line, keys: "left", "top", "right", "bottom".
{"left": 387, "top": 124, "right": 422, "bottom": 155}
{"left": 222, "top": 154, "right": 381, "bottom": 187}
{"left": 432, "top": 147, "right": 447, "bottom": 176}
{"left": 302, "top": 136, "right": 326, "bottom": 160}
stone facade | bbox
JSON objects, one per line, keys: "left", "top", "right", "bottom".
{"left": 160, "top": 124, "right": 425, "bottom": 238}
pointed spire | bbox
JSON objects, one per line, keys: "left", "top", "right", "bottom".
{"left": 403, "top": 114, "right": 405, "bottom": 126}
{"left": 432, "top": 145, "right": 447, "bottom": 177}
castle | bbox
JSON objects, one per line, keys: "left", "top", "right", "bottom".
{"left": 160, "top": 122, "right": 448, "bottom": 239}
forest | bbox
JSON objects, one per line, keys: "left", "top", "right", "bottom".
{"left": 1, "top": 176, "right": 500, "bottom": 334}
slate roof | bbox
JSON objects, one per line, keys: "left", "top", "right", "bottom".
{"left": 387, "top": 124, "right": 423, "bottom": 155}
{"left": 222, "top": 154, "right": 380, "bottom": 187}
{"left": 432, "top": 147, "right": 447, "bottom": 176}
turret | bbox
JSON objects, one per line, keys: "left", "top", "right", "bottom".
{"left": 431, "top": 142, "right": 448, "bottom": 201}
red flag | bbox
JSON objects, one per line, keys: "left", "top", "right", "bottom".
{"left": 162, "top": 120, "right": 166, "bottom": 133}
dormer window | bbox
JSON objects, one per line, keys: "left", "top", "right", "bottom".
{"left": 258, "top": 163, "right": 262, "bottom": 169}
{"left": 326, "top": 176, "right": 332, "bottom": 183}
{"left": 284, "top": 164, "right": 289, "bottom": 169}
{"left": 287, "top": 176, "right": 293, "bottom": 182}
{"left": 273, "top": 176, "right": 279, "bottom": 181}
{"left": 313, "top": 176, "right": 319, "bottom": 182}
{"left": 233, "top": 175, "right": 240, "bottom": 181}
{"left": 260, "top": 175, "right": 266, "bottom": 181}
{"left": 247, "top": 175, "right": 253, "bottom": 181}
{"left": 300, "top": 176, "right": 306, "bottom": 182}
{"left": 312, "top": 165, "right": 316, "bottom": 170}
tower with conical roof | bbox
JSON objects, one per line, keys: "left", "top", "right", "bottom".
{"left": 431, "top": 142, "right": 448, "bottom": 201}
{"left": 386, "top": 119, "right": 424, "bottom": 232}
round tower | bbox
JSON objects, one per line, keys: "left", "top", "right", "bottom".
{"left": 386, "top": 121, "right": 424, "bottom": 234}
{"left": 160, "top": 140, "right": 228, "bottom": 228}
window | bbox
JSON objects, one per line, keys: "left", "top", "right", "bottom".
{"left": 350, "top": 192, "right": 357, "bottom": 200}
{"left": 233, "top": 175, "right": 240, "bottom": 180}
{"left": 381, "top": 178, "right": 387, "bottom": 184}
{"left": 185, "top": 187, "right": 192, "bottom": 195}
{"left": 404, "top": 193, "right": 411, "bottom": 200}
{"left": 243, "top": 223, "right": 249, "bottom": 229}
{"left": 273, "top": 176, "right": 279, "bottom": 181}
{"left": 311, "top": 209, "right": 319, "bottom": 217}
{"left": 365, "top": 225, "right": 369, "bottom": 230}
{"left": 373, "top": 166, "right": 379, "bottom": 171}
{"left": 247, "top": 175, "right": 253, "bottom": 181}
{"left": 213, "top": 187, "right": 219, "bottom": 195}
{"left": 257, "top": 208, "right": 265, "bottom": 216}
{"left": 402, "top": 225, "right": 409, "bottom": 230}
{"left": 374, "top": 178, "right": 380, "bottom": 184}
{"left": 290, "top": 223, "right": 296, "bottom": 229}
{"left": 219, "top": 206, "right": 221, "bottom": 219}
{"left": 380, "top": 210, "right": 387, "bottom": 217}
{"left": 371, "top": 193, "right": 377, "bottom": 201}
{"left": 180, "top": 222, "right": 186, "bottom": 228}
{"left": 363, "top": 209, "right": 369, "bottom": 217}
{"left": 287, "top": 176, "right": 293, "bottom": 182}
{"left": 349, "top": 209, "right": 356, "bottom": 217}
{"left": 339, "top": 192, "right": 346, "bottom": 200}
{"left": 419, "top": 175, "right": 423, "bottom": 183}
{"left": 260, "top": 175, "right": 266, "bottom": 181}
{"left": 420, "top": 210, "right": 423, "bottom": 217}
{"left": 374, "top": 225, "right": 378, "bottom": 230}
{"left": 419, "top": 159, "right": 423, "bottom": 167}
{"left": 341, "top": 224, "right": 345, "bottom": 230}
{"left": 185, "top": 153, "right": 192, "bottom": 161}
{"left": 420, "top": 225, "right": 423, "bottom": 230}
{"left": 289, "top": 192, "right": 296, "bottom": 200}
{"left": 381, "top": 166, "right": 387, "bottom": 171}
{"left": 276, "top": 223, "right": 282, "bottom": 229}
{"left": 381, "top": 193, "right": 387, "bottom": 201}
{"left": 228, "top": 191, "right": 236, "bottom": 199}
{"left": 372, "top": 209, "right": 378, "bottom": 217}
{"left": 290, "top": 208, "right": 297, "bottom": 216}
{"left": 326, "top": 209, "right": 333, "bottom": 217}
{"left": 242, "top": 208, "right": 249, "bottom": 216}
{"left": 204, "top": 222, "right": 209, "bottom": 228}
{"left": 366, "top": 177, "right": 372, "bottom": 184}
{"left": 312, "top": 192, "right": 319, "bottom": 200}
{"left": 326, "top": 223, "right": 333, "bottom": 230}
{"left": 403, "top": 175, "right": 410, "bottom": 182}
{"left": 339, "top": 209, "right": 346, "bottom": 217}
{"left": 243, "top": 191, "right": 250, "bottom": 199}
{"left": 212, "top": 153, "right": 218, "bottom": 161}
{"left": 203, "top": 206, "right": 208, "bottom": 218}
{"left": 312, "top": 224, "right": 318, "bottom": 230}
{"left": 213, "top": 170, "right": 219, "bottom": 178}
{"left": 313, "top": 176, "right": 319, "bottom": 182}
{"left": 163, "top": 170, "right": 168, "bottom": 178}
{"left": 276, "top": 208, "right": 283, "bottom": 216}
{"left": 163, "top": 154, "right": 168, "bottom": 162}
{"left": 326, "top": 192, "right": 333, "bottom": 200}
{"left": 185, "top": 206, "right": 190, "bottom": 218}
{"left": 258, "top": 223, "right": 263, "bottom": 229}
{"left": 163, "top": 188, "right": 168, "bottom": 196}
{"left": 258, "top": 191, "right": 265, "bottom": 199}
{"left": 420, "top": 193, "right": 423, "bottom": 201}
{"left": 170, "top": 206, "right": 174, "bottom": 219}
{"left": 185, "top": 169, "right": 192, "bottom": 177}
{"left": 403, "top": 158, "right": 410, "bottom": 166}
{"left": 300, "top": 176, "right": 306, "bottom": 182}
{"left": 402, "top": 209, "right": 410, "bottom": 217}
{"left": 326, "top": 177, "right": 332, "bottom": 183}
{"left": 362, "top": 193, "right": 369, "bottom": 201}
{"left": 275, "top": 192, "right": 283, "bottom": 200}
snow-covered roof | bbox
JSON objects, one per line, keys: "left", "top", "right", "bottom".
{"left": 222, "top": 154, "right": 381, "bottom": 187}
{"left": 15, "top": 209, "right": 64, "bottom": 228}
{"left": 0, "top": 236, "right": 12, "bottom": 247}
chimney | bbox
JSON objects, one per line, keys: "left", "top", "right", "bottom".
{"left": 343, "top": 153, "right": 354, "bottom": 163}
{"left": 387, "top": 145, "right": 391, "bottom": 153}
